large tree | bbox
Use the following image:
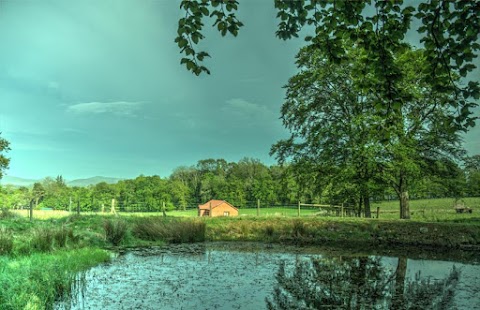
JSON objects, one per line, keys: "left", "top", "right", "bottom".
{"left": 273, "top": 45, "right": 386, "bottom": 217}
{"left": 177, "top": 0, "right": 479, "bottom": 133}
{"left": 271, "top": 45, "right": 465, "bottom": 219}
{"left": 376, "top": 48, "right": 465, "bottom": 218}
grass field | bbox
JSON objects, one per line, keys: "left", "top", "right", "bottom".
{"left": 9, "top": 197, "right": 480, "bottom": 222}
{"left": 372, "top": 197, "right": 480, "bottom": 221}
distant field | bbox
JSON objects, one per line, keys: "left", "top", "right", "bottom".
{"left": 372, "top": 197, "right": 480, "bottom": 221}
{"left": 10, "top": 197, "right": 480, "bottom": 222}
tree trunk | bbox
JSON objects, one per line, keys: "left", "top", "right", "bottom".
{"left": 358, "top": 196, "right": 363, "bottom": 217}
{"left": 363, "top": 194, "right": 371, "bottom": 218}
{"left": 29, "top": 199, "right": 34, "bottom": 221}
{"left": 398, "top": 171, "right": 410, "bottom": 219}
{"left": 392, "top": 257, "right": 407, "bottom": 309}
{"left": 400, "top": 190, "right": 410, "bottom": 219}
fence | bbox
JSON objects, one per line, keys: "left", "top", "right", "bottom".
{"left": 298, "top": 203, "right": 356, "bottom": 217}
{"left": 18, "top": 198, "right": 362, "bottom": 220}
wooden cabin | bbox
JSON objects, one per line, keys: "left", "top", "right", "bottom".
{"left": 198, "top": 200, "right": 238, "bottom": 217}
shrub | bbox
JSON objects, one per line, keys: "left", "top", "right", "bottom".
{"left": 103, "top": 219, "right": 128, "bottom": 246}
{"left": 133, "top": 218, "right": 205, "bottom": 243}
{"left": 0, "top": 208, "right": 16, "bottom": 219}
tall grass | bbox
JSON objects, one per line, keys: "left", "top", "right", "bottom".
{"left": 103, "top": 219, "right": 128, "bottom": 246}
{"left": 132, "top": 217, "right": 206, "bottom": 243}
{"left": 0, "top": 248, "right": 110, "bottom": 310}
{"left": 0, "top": 228, "right": 14, "bottom": 255}
{"left": 29, "top": 226, "right": 77, "bottom": 253}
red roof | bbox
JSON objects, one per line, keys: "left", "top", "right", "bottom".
{"left": 198, "top": 200, "right": 237, "bottom": 210}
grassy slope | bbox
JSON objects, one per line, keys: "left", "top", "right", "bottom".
{"left": 203, "top": 216, "right": 480, "bottom": 249}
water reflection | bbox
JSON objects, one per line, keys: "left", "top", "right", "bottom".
{"left": 267, "top": 256, "right": 460, "bottom": 310}
{"left": 55, "top": 243, "right": 479, "bottom": 310}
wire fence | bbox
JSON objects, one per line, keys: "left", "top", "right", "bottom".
{"left": 16, "top": 198, "right": 364, "bottom": 220}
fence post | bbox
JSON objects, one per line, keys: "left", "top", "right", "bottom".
{"left": 29, "top": 199, "right": 34, "bottom": 221}
{"left": 376, "top": 207, "right": 380, "bottom": 219}
{"left": 209, "top": 201, "right": 212, "bottom": 217}
{"left": 257, "top": 199, "right": 260, "bottom": 216}
{"left": 111, "top": 198, "right": 117, "bottom": 215}
{"left": 298, "top": 201, "right": 300, "bottom": 217}
{"left": 341, "top": 203, "right": 344, "bottom": 218}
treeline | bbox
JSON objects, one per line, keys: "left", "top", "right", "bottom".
{"left": 0, "top": 156, "right": 479, "bottom": 213}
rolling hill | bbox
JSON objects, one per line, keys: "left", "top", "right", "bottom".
{"left": 0, "top": 175, "right": 123, "bottom": 187}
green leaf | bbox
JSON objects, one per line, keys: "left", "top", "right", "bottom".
{"left": 192, "top": 34, "right": 199, "bottom": 44}
{"left": 200, "top": 6, "right": 209, "bottom": 16}
{"left": 178, "top": 38, "right": 188, "bottom": 48}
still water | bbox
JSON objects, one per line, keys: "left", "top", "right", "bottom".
{"left": 56, "top": 243, "right": 480, "bottom": 309}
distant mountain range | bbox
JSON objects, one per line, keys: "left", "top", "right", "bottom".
{"left": 0, "top": 175, "right": 123, "bottom": 187}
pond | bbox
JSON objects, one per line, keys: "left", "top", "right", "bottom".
{"left": 56, "top": 243, "right": 480, "bottom": 310}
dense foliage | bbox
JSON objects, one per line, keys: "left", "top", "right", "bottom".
{"left": 0, "top": 156, "right": 478, "bottom": 213}
{"left": 271, "top": 45, "right": 467, "bottom": 218}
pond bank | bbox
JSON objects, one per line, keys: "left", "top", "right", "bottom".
{"left": 204, "top": 217, "right": 480, "bottom": 251}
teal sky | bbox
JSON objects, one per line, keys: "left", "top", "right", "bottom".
{"left": 0, "top": 0, "right": 478, "bottom": 180}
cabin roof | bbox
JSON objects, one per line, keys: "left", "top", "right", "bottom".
{"left": 198, "top": 199, "right": 238, "bottom": 210}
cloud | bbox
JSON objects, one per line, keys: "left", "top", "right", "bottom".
{"left": 47, "top": 81, "right": 60, "bottom": 90}
{"left": 223, "top": 98, "right": 275, "bottom": 119}
{"left": 12, "top": 142, "right": 65, "bottom": 152}
{"left": 67, "top": 101, "right": 143, "bottom": 117}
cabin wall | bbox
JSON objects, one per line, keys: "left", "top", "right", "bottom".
{"left": 211, "top": 203, "right": 238, "bottom": 217}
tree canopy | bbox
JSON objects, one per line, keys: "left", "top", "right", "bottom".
{"left": 271, "top": 44, "right": 466, "bottom": 219}
{"left": 177, "top": 0, "right": 479, "bottom": 131}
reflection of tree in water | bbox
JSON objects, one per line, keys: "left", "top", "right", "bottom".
{"left": 266, "top": 256, "right": 460, "bottom": 310}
